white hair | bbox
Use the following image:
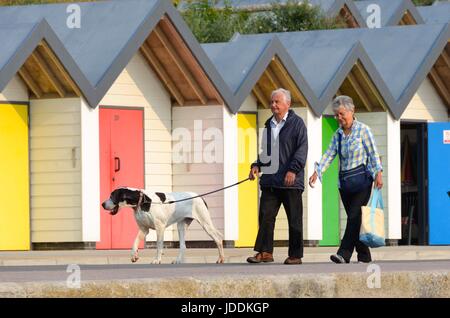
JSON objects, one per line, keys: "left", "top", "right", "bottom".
{"left": 332, "top": 95, "right": 355, "bottom": 113}
{"left": 271, "top": 88, "right": 291, "bottom": 104}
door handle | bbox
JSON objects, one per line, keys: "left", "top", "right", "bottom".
{"left": 114, "top": 157, "right": 121, "bottom": 173}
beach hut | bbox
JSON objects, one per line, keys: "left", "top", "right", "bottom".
{"left": 0, "top": 19, "right": 91, "bottom": 250}
{"left": 221, "top": 22, "right": 450, "bottom": 247}
{"left": 0, "top": 0, "right": 233, "bottom": 250}
{"left": 203, "top": 35, "right": 322, "bottom": 247}
{"left": 231, "top": 30, "right": 391, "bottom": 246}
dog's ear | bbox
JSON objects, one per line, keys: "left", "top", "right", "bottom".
{"left": 141, "top": 194, "right": 152, "bottom": 212}
{"left": 155, "top": 192, "right": 166, "bottom": 203}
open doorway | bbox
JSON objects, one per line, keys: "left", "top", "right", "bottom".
{"left": 400, "top": 122, "right": 428, "bottom": 245}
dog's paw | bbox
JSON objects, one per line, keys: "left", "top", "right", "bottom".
{"left": 151, "top": 258, "right": 161, "bottom": 264}
{"left": 131, "top": 251, "right": 139, "bottom": 263}
{"left": 216, "top": 257, "right": 225, "bottom": 264}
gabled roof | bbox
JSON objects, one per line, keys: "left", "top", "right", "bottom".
{"left": 355, "top": 0, "right": 424, "bottom": 27}
{"left": 202, "top": 35, "right": 319, "bottom": 113}
{"left": 0, "top": 19, "right": 88, "bottom": 99}
{"left": 0, "top": 0, "right": 232, "bottom": 109}
{"left": 417, "top": 2, "right": 450, "bottom": 24}
{"left": 214, "top": 0, "right": 366, "bottom": 27}
{"left": 231, "top": 23, "right": 450, "bottom": 118}
{"left": 232, "top": 31, "right": 391, "bottom": 114}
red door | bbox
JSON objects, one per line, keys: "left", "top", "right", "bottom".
{"left": 98, "top": 108, "right": 145, "bottom": 249}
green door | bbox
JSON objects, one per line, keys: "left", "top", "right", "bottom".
{"left": 319, "top": 116, "right": 340, "bottom": 246}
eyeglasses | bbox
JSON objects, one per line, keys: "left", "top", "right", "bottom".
{"left": 334, "top": 111, "right": 349, "bottom": 119}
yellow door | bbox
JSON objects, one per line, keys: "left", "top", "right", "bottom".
{"left": 236, "top": 113, "right": 258, "bottom": 247}
{"left": 0, "top": 104, "right": 30, "bottom": 250}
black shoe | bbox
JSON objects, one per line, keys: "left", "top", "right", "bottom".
{"left": 330, "top": 254, "right": 348, "bottom": 264}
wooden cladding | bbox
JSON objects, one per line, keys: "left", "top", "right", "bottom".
{"left": 252, "top": 56, "right": 308, "bottom": 108}
{"left": 428, "top": 44, "right": 450, "bottom": 107}
{"left": 337, "top": 61, "right": 388, "bottom": 112}
{"left": 140, "top": 16, "right": 223, "bottom": 106}
{"left": 18, "top": 41, "right": 81, "bottom": 99}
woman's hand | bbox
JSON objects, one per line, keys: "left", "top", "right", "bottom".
{"left": 374, "top": 172, "right": 383, "bottom": 189}
{"left": 309, "top": 172, "right": 318, "bottom": 188}
{"left": 249, "top": 166, "right": 259, "bottom": 180}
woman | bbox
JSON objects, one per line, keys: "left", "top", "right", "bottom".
{"left": 309, "top": 95, "right": 383, "bottom": 264}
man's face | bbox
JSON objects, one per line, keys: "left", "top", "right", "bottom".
{"left": 271, "top": 92, "right": 290, "bottom": 117}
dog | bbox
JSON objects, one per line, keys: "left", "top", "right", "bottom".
{"left": 102, "top": 187, "right": 225, "bottom": 264}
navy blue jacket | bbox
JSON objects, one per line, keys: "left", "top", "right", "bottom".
{"left": 252, "top": 109, "right": 308, "bottom": 190}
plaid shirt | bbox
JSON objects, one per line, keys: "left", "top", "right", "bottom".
{"left": 315, "top": 120, "right": 383, "bottom": 181}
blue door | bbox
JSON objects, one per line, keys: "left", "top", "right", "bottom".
{"left": 428, "top": 123, "right": 450, "bottom": 245}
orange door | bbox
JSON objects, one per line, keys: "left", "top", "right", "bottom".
{"left": 98, "top": 108, "right": 144, "bottom": 249}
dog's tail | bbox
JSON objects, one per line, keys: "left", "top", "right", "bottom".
{"left": 201, "top": 197, "right": 208, "bottom": 209}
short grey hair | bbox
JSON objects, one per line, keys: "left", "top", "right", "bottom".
{"left": 271, "top": 88, "right": 291, "bottom": 104}
{"left": 332, "top": 95, "right": 355, "bottom": 113}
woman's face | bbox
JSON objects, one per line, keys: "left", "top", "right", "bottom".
{"left": 334, "top": 105, "right": 354, "bottom": 129}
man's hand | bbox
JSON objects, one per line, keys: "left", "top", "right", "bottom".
{"left": 309, "top": 172, "right": 318, "bottom": 188}
{"left": 284, "top": 171, "right": 296, "bottom": 187}
{"left": 374, "top": 172, "right": 383, "bottom": 189}
{"left": 249, "top": 166, "right": 259, "bottom": 180}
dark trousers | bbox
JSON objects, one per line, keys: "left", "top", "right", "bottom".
{"left": 254, "top": 187, "right": 303, "bottom": 258}
{"left": 338, "top": 185, "right": 372, "bottom": 262}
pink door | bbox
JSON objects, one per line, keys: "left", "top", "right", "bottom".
{"left": 98, "top": 108, "right": 145, "bottom": 249}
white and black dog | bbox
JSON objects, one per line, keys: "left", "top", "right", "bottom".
{"left": 102, "top": 187, "right": 225, "bottom": 264}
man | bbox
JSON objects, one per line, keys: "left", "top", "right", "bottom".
{"left": 247, "top": 88, "right": 308, "bottom": 265}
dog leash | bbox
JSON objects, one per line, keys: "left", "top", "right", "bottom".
{"left": 163, "top": 177, "right": 251, "bottom": 205}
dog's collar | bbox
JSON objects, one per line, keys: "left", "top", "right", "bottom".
{"left": 137, "top": 191, "right": 144, "bottom": 208}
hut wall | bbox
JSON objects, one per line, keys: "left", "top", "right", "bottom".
{"left": 30, "top": 98, "right": 83, "bottom": 242}
{"left": 0, "top": 75, "right": 28, "bottom": 101}
{"left": 172, "top": 105, "right": 225, "bottom": 241}
{"left": 401, "top": 78, "right": 448, "bottom": 122}
{"left": 100, "top": 52, "right": 173, "bottom": 241}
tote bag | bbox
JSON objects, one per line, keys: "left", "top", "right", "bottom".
{"left": 360, "top": 188, "right": 385, "bottom": 248}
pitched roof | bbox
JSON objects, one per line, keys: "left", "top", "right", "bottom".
{"left": 354, "top": 0, "right": 424, "bottom": 27}
{"left": 203, "top": 35, "right": 319, "bottom": 113}
{"left": 0, "top": 19, "right": 88, "bottom": 98}
{"left": 0, "top": 0, "right": 232, "bottom": 109}
{"left": 223, "top": 23, "right": 450, "bottom": 118}
{"left": 417, "top": 2, "right": 450, "bottom": 24}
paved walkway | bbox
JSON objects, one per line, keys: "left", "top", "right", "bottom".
{"left": 1, "top": 246, "right": 450, "bottom": 266}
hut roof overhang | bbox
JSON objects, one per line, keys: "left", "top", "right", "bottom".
{"left": 417, "top": 2, "right": 450, "bottom": 25}
{"left": 0, "top": 0, "right": 233, "bottom": 109}
{"left": 224, "top": 23, "right": 450, "bottom": 119}
{"left": 0, "top": 19, "right": 88, "bottom": 101}
{"left": 202, "top": 35, "right": 319, "bottom": 114}
{"left": 355, "top": 0, "right": 424, "bottom": 27}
